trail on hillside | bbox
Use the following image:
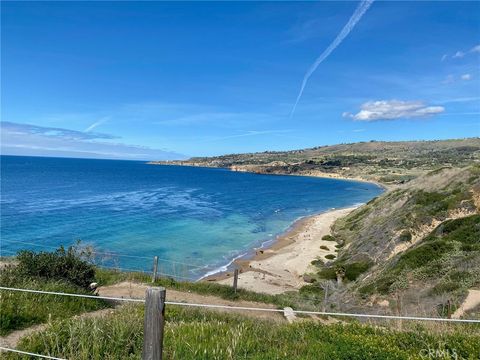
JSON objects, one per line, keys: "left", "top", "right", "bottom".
{"left": 453, "top": 290, "right": 480, "bottom": 319}
{"left": 0, "top": 308, "right": 114, "bottom": 349}
{"left": 97, "top": 281, "right": 285, "bottom": 321}
{"left": 0, "top": 281, "right": 287, "bottom": 349}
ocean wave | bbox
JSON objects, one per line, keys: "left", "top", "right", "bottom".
{"left": 198, "top": 251, "right": 249, "bottom": 280}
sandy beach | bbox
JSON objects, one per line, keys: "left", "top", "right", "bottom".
{"left": 208, "top": 206, "right": 357, "bottom": 295}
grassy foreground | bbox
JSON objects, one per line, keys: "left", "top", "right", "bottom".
{"left": 6, "top": 304, "right": 480, "bottom": 360}
{"left": 0, "top": 246, "right": 323, "bottom": 336}
{"left": 2, "top": 246, "right": 480, "bottom": 359}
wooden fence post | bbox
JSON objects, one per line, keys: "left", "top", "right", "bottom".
{"left": 152, "top": 256, "right": 158, "bottom": 283}
{"left": 233, "top": 269, "right": 239, "bottom": 293}
{"left": 142, "top": 287, "right": 166, "bottom": 360}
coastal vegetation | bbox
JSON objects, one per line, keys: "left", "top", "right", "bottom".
{"left": 306, "top": 165, "right": 480, "bottom": 316}
{"left": 150, "top": 138, "right": 480, "bottom": 185}
{"left": 0, "top": 247, "right": 109, "bottom": 335}
{"left": 7, "top": 304, "right": 480, "bottom": 360}
{"left": 2, "top": 244, "right": 480, "bottom": 359}
{"left": 2, "top": 248, "right": 480, "bottom": 359}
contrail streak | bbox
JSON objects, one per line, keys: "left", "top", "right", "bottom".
{"left": 85, "top": 117, "right": 109, "bottom": 132}
{"left": 290, "top": 0, "right": 374, "bottom": 117}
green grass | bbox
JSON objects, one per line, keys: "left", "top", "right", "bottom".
{"left": 7, "top": 304, "right": 480, "bottom": 360}
{"left": 0, "top": 246, "right": 108, "bottom": 335}
{"left": 0, "top": 274, "right": 109, "bottom": 335}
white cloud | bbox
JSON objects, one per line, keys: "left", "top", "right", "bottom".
{"left": 446, "top": 44, "right": 479, "bottom": 60}
{"left": 442, "top": 74, "right": 455, "bottom": 84}
{"left": 1, "top": 121, "right": 186, "bottom": 160}
{"left": 470, "top": 44, "right": 480, "bottom": 53}
{"left": 438, "top": 96, "right": 480, "bottom": 104}
{"left": 461, "top": 73, "right": 472, "bottom": 81}
{"left": 343, "top": 100, "right": 445, "bottom": 121}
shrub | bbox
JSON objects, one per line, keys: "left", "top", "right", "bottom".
{"left": 375, "top": 275, "right": 397, "bottom": 295}
{"left": 395, "top": 240, "right": 454, "bottom": 271}
{"left": 321, "top": 235, "right": 336, "bottom": 241}
{"left": 440, "top": 215, "right": 480, "bottom": 246}
{"left": 310, "top": 259, "right": 324, "bottom": 266}
{"left": 325, "top": 254, "right": 336, "bottom": 260}
{"left": 320, "top": 245, "right": 329, "bottom": 251}
{"left": 317, "top": 267, "right": 337, "bottom": 280}
{"left": 358, "top": 283, "right": 376, "bottom": 297}
{"left": 343, "top": 262, "right": 372, "bottom": 281}
{"left": 431, "top": 281, "right": 461, "bottom": 295}
{"left": 399, "top": 230, "right": 412, "bottom": 242}
{"left": 16, "top": 245, "right": 95, "bottom": 290}
{"left": 299, "top": 284, "right": 324, "bottom": 295}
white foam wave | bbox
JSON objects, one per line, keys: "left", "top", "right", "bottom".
{"left": 198, "top": 251, "right": 248, "bottom": 280}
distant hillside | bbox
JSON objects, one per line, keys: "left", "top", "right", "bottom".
{"left": 310, "top": 165, "right": 480, "bottom": 316}
{"left": 151, "top": 138, "right": 480, "bottom": 185}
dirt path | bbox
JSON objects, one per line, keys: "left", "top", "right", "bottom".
{"left": 0, "top": 281, "right": 286, "bottom": 349}
{"left": 98, "top": 281, "right": 285, "bottom": 322}
{"left": 452, "top": 289, "right": 480, "bottom": 319}
{"left": 0, "top": 308, "right": 115, "bottom": 349}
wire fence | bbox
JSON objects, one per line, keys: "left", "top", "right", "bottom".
{"left": 1, "top": 286, "right": 479, "bottom": 324}
{"left": 1, "top": 285, "right": 480, "bottom": 360}
{"left": 0, "top": 346, "right": 66, "bottom": 360}
{"left": 1, "top": 239, "right": 220, "bottom": 282}
{"left": 1, "top": 238, "right": 206, "bottom": 268}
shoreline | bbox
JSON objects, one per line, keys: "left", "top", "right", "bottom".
{"left": 147, "top": 162, "right": 391, "bottom": 191}
{"left": 203, "top": 206, "right": 359, "bottom": 295}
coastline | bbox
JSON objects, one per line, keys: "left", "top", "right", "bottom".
{"left": 153, "top": 161, "right": 386, "bottom": 292}
{"left": 204, "top": 206, "right": 359, "bottom": 295}
{"left": 148, "top": 161, "right": 391, "bottom": 191}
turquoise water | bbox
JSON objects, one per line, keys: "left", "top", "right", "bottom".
{"left": 0, "top": 155, "right": 383, "bottom": 279}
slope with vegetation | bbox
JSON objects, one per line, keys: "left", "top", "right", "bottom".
{"left": 305, "top": 165, "right": 480, "bottom": 317}
{"left": 151, "top": 138, "right": 480, "bottom": 185}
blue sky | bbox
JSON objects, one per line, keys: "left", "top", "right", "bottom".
{"left": 1, "top": 1, "right": 479, "bottom": 160}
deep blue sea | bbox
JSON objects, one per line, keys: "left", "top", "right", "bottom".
{"left": 0, "top": 155, "right": 383, "bottom": 280}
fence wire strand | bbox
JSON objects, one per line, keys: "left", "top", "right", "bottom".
{"left": 1, "top": 286, "right": 479, "bottom": 323}
{"left": 0, "top": 346, "right": 66, "bottom": 360}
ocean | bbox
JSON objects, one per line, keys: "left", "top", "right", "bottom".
{"left": 0, "top": 155, "right": 383, "bottom": 280}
